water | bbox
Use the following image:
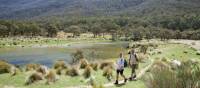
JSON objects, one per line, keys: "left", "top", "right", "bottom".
{"left": 0, "top": 42, "right": 128, "bottom": 67}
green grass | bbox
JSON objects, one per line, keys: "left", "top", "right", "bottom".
{"left": 151, "top": 43, "right": 200, "bottom": 61}
{"left": 0, "top": 37, "right": 111, "bottom": 48}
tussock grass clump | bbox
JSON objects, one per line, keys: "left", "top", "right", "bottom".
{"left": 25, "top": 72, "right": 44, "bottom": 85}
{"left": 25, "top": 64, "right": 40, "bottom": 71}
{"left": 0, "top": 60, "right": 11, "bottom": 74}
{"left": 45, "top": 70, "right": 58, "bottom": 85}
{"left": 102, "top": 66, "right": 113, "bottom": 81}
{"left": 83, "top": 65, "right": 93, "bottom": 78}
{"left": 66, "top": 67, "right": 79, "bottom": 77}
{"left": 146, "top": 60, "right": 200, "bottom": 88}
{"left": 100, "top": 61, "right": 114, "bottom": 70}
{"left": 36, "top": 65, "right": 48, "bottom": 75}
{"left": 151, "top": 60, "right": 171, "bottom": 71}
{"left": 56, "top": 67, "right": 63, "bottom": 75}
{"left": 53, "top": 60, "right": 67, "bottom": 70}
{"left": 90, "top": 62, "right": 99, "bottom": 71}
{"left": 79, "top": 59, "right": 89, "bottom": 69}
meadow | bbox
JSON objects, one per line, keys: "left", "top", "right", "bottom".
{"left": 0, "top": 39, "right": 200, "bottom": 88}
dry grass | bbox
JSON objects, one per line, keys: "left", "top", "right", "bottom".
{"left": 66, "top": 66, "right": 79, "bottom": 77}
{"left": 83, "top": 65, "right": 93, "bottom": 78}
{"left": 100, "top": 61, "right": 114, "bottom": 70}
{"left": 0, "top": 60, "right": 11, "bottom": 74}
{"left": 79, "top": 59, "right": 89, "bottom": 69}
{"left": 53, "top": 60, "right": 67, "bottom": 70}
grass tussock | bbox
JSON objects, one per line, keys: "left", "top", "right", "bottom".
{"left": 45, "top": 70, "right": 58, "bottom": 85}
{"left": 90, "top": 62, "right": 99, "bottom": 71}
{"left": 66, "top": 66, "right": 79, "bottom": 77}
{"left": 100, "top": 61, "right": 114, "bottom": 70}
{"left": 79, "top": 59, "right": 89, "bottom": 69}
{"left": 83, "top": 65, "right": 93, "bottom": 78}
{"left": 0, "top": 60, "right": 11, "bottom": 74}
{"left": 25, "top": 64, "right": 40, "bottom": 71}
{"left": 102, "top": 66, "right": 113, "bottom": 81}
{"left": 25, "top": 72, "right": 44, "bottom": 85}
{"left": 146, "top": 60, "right": 200, "bottom": 88}
{"left": 53, "top": 60, "right": 67, "bottom": 70}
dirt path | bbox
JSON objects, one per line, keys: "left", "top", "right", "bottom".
{"left": 170, "top": 39, "right": 200, "bottom": 50}
{"left": 67, "top": 59, "right": 154, "bottom": 88}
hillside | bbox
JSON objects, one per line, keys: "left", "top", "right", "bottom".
{"left": 0, "top": 0, "right": 200, "bottom": 19}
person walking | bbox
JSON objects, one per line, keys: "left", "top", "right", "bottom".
{"left": 129, "top": 49, "right": 139, "bottom": 80}
{"left": 114, "top": 53, "right": 127, "bottom": 84}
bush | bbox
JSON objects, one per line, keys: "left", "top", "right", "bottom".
{"left": 140, "top": 45, "right": 148, "bottom": 54}
{"left": 0, "top": 60, "right": 11, "bottom": 74}
{"left": 83, "top": 65, "right": 93, "bottom": 78}
{"left": 90, "top": 62, "right": 99, "bottom": 71}
{"left": 79, "top": 59, "right": 89, "bottom": 69}
{"left": 102, "top": 66, "right": 113, "bottom": 81}
{"left": 71, "top": 50, "right": 84, "bottom": 64}
{"left": 66, "top": 67, "right": 79, "bottom": 77}
{"left": 100, "top": 61, "right": 114, "bottom": 70}
{"left": 53, "top": 60, "right": 67, "bottom": 70}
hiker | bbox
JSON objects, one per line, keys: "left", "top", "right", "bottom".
{"left": 129, "top": 49, "right": 139, "bottom": 80}
{"left": 114, "top": 53, "right": 127, "bottom": 84}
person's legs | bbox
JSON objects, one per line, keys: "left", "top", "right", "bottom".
{"left": 115, "top": 70, "right": 120, "bottom": 84}
{"left": 120, "top": 69, "right": 127, "bottom": 83}
{"left": 130, "top": 65, "right": 136, "bottom": 80}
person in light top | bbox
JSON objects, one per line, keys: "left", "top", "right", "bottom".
{"left": 114, "top": 53, "right": 127, "bottom": 84}
{"left": 129, "top": 49, "right": 139, "bottom": 80}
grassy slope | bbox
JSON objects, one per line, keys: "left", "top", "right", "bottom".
{"left": 0, "top": 41, "right": 200, "bottom": 88}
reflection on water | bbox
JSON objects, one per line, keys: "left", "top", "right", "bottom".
{"left": 0, "top": 42, "right": 128, "bottom": 67}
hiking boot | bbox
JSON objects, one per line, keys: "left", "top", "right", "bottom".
{"left": 114, "top": 80, "right": 118, "bottom": 85}
{"left": 124, "top": 78, "right": 127, "bottom": 83}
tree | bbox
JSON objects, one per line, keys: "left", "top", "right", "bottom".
{"left": 0, "top": 24, "right": 9, "bottom": 37}
{"left": 46, "top": 23, "right": 58, "bottom": 37}
{"left": 65, "top": 25, "right": 82, "bottom": 38}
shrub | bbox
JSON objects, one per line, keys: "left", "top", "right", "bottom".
{"left": 102, "top": 66, "right": 113, "bottom": 81}
{"left": 90, "top": 62, "right": 99, "bottom": 71}
{"left": 83, "top": 65, "right": 93, "bottom": 78}
{"left": 100, "top": 61, "right": 114, "bottom": 70}
{"left": 53, "top": 60, "right": 67, "bottom": 70}
{"left": 71, "top": 50, "right": 84, "bottom": 64}
{"left": 79, "top": 59, "right": 89, "bottom": 69}
{"left": 0, "top": 60, "right": 11, "bottom": 74}
{"left": 66, "top": 67, "right": 79, "bottom": 77}
{"left": 140, "top": 45, "right": 148, "bottom": 54}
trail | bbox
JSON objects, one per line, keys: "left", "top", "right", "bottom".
{"left": 67, "top": 59, "right": 154, "bottom": 88}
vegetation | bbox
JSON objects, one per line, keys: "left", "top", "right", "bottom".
{"left": 145, "top": 60, "right": 200, "bottom": 88}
